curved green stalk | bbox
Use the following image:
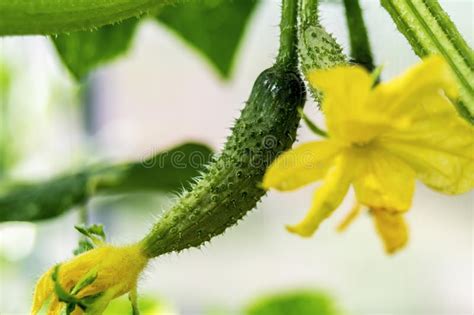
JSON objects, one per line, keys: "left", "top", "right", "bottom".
{"left": 381, "top": 0, "right": 474, "bottom": 121}
{"left": 277, "top": 0, "right": 299, "bottom": 67}
{"left": 0, "top": 0, "right": 173, "bottom": 36}
{"left": 343, "top": 0, "right": 375, "bottom": 71}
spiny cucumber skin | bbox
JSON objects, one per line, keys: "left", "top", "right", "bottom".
{"left": 298, "top": 24, "right": 347, "bottom": 103}
{"left": 142, "top": 66, "right": 306, "bottom": 257}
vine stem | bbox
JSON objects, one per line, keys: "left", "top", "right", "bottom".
{"left": 0, "top": 0, "right": 173, "bottom": 35}
{"left": 276, "top": 0, "right": 299, "bottom": 67}
{"left": 343, "top": 0, "right": 375, "bottom": 71}
{"left": 300, "top": 0, "right": 319, "bottom": 27}
{"left": 380, "top": 0, "right": 474, "bottom": 121}
{"left": 78, "top": 204, "right": 89, "bottom": 227}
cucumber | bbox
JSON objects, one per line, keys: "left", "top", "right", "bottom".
{"left": 142, "top": 64, "right": 306, "bottom": 257}
{"left": 299, "top": 25, "right": 347, "bottom": 103}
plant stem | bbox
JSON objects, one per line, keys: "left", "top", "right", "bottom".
{"left": 300, "top": 0, "right": 319, "bottom": 27}
{"left": 0, "top": 0, "right": 173, "bottom": 36}
{"left": 78, "top": 204, "right": 89, "bottom": 226}
{"left": 277, "top": 0, "right": 299, "bottom": 67}
{"left": 343, "top": 0, "right": 375, "bottom": 71}
{"left": 381, "top": 0, "right": 474, "bottom": 121}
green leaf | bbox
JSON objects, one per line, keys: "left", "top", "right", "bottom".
{"left": 245, "top": 290, "right": 341, "bottom": 315}
{"left": 51, "top": 18, "right": 140, "bottom": 80}
{"left": 0, "top": 142, "right": 213, "bottom": 222}
{"left": 156, "top": 0, "right": 259, "bottom": 78}
{"left": 51, "top": 1, "right": 258, "bottom": 80}
{"left": 0, "top": 0, "right": 169, "bottom": 36}
{"left": 97, "top": 142, "right": 214, "bottom": 194}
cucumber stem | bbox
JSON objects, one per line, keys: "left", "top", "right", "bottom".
{"left": 277, "top": 0, "right": 299, "bottom": 67}
{"left": 343, "top": 0, "right": 375, "bottom": 71}
{"left": 300, "top": 0, "right": 319, "bottom": 27}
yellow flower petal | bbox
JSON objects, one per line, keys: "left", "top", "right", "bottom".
{"left": 31, "top": 244, "right": 148, "bottom": 314}
{"left": 308, "top": 66, "right": 377, "bottom": 143}
{"left": 47, "top": 297, "right": 62, "bottom": 315}
{"left": 286, "top": 154, "right": 355, "bottom": 237}
{"left": 262, "top": 140, "right": 343, "bottom": 191}
{"left": 368, "top": 55, "right": 458, "bottom": 122}
{"left": 353, "top": 147, "right": 416, "bottom": 211}
{"left": 371, "top": 208, "right": 409, "bottom": 254}
{"left": 31, "top": 268, "right": 54, "bottom": 315}
{"left": 380, "top": 95, "right": 474, "bottom": 194}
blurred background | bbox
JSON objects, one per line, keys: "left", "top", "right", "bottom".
{"left": 0, "top": 0, "right": 472, "bottom": 314}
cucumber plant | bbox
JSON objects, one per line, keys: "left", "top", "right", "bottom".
{"left": 0, "top": 0, "right": 472, "bottom": 313}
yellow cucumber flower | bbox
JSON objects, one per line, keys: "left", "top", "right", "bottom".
{"left": 263, "top": 56, "right": 473, "bottom": 254}
{"left": 31, "top": 243, "right": 148, "bottom": 314}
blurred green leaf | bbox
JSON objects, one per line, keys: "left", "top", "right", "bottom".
{"left": 51, "top": 18, "right": 140, "bottom": 80}
{"left": 0, "top": 61, "right": 14, "bottom": 177}
{"left": 245, "top": 290, "right": 341, "bottom": 315}
{"left": 97, "top": 142, "right": 213, "bottom": 194}
{"left": 51, "top": 0, "right": 258, "bottom": 81}
{"left": 156, "top": 0, "right": 259, "bottom": 78}
{"left": 0, "top": 142, "right": 213, "bottom": 222}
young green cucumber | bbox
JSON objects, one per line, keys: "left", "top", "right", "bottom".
{"left": 142, "top": 64, "right": 306, "bottom": 257}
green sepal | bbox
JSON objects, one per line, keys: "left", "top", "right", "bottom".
{"left": 51, "top": 264, "right": 102, "bottom": 313}
{"left": 52, "top": 265, "right": 83, "bottom": 307}
{"left": 297, "top": 108, "right": 328, "bottom": 138}
{"left": 71, "top": 269, "right": 99, "bottom": 295}
{"left": 75, "top": 224, "right": 106, "bottom": 245}
{"left": 73, "top": 239, "right": 94, "bottom": 256}
{"left": 73, "top": 224, "right": 107, "bottom": 255}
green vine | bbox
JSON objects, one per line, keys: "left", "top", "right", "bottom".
{"left": 343, "top": 0, "right": 375, "bottom": 71}
{"left": 0, "top": 0, "right": 172, "bottom": 35}
{"left": 381, "top": 0, "right": 474, "bottom": 121}
{"left": 277, "top": 0, "right": 299, "bottom": 67}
